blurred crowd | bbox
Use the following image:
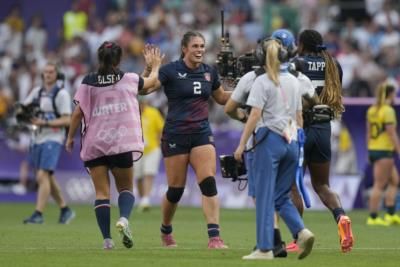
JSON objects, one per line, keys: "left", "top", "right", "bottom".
{"left": 0, "top": 0, "right": 399, "bottom": 128}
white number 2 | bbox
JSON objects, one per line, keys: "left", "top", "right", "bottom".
{"left": 193, "top": 81, "right": 201, "bottom": 94}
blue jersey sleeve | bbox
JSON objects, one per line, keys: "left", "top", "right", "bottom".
{"left": 159, "top": 63, "right": 171, "bottom": 85}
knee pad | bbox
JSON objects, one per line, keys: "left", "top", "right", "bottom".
{"left": 199, "top": 176, "right": 218, "bottom": 197}
{"left": 166, "top": 187, "right": 185, "bottom": 203}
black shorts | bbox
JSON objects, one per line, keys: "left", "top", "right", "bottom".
{"left": 304, "top": 123, "right": 331, "bottom": 163}
{"left": 84, "top": 152, "right": 134, "bottom": 169}
{"left": 368, "top": 150, "right": 394, "bottom": 163}
{"left": 161, "top": 131, "right": 215, "bottom": 157}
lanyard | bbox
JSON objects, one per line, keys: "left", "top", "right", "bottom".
{"left": 278, "top": 85, "right": 289, "bottom": 111}
{"left": 295, "top": 128, "right": 311, "bottom": 208}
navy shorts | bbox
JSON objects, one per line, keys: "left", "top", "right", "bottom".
{"left": 161, "top": 131, "right": 215, "bottom": 157}
{"left": 304, "top": 123, "right": 331, "bottom": 163}
{"left": 368, "top": 150, "right": 394, "bottom": 163}
{"left": 84, "top": 152, "right": 134, "bottom": 169}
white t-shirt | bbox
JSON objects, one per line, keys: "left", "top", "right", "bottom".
{"left": 232, "top": 71, "right": 257, "bottom": 150}
{"left": 23, "top": 86, "right": 71, "bottom": 144}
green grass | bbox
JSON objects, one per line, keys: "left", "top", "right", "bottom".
{"left": 0, "top": 203, "right": 399, "bottom": 267}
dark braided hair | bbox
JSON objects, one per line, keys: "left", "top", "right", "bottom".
{"left": 180, "top": 31, "right": 205, "bottom": 59}
{"left": 299, "top": 29, "right": 344, "bottom": 118}
{"left": 97, "top": 41, "right": 122, "bottom": 75}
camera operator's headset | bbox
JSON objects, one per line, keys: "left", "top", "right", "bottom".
{"left": 220, "top": 38, "right": 290, "bottom": 187}
{"left": 41, "top": 63, "right": 65, "bottom": 88}
{"left": 243, "top": 36, "right": 290, "bottom": 152}
{"left": 254, "top": 37, "right": 289, "bottom": 66}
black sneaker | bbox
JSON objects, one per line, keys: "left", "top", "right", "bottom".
{"left": 273, "top": 242, "right": 288, "bottom": 258}
{"left": 23, "top": 213, "right": 44, "bottom": 224}
{"left": 59, "top": 208, "right": 76, "bottom": 224}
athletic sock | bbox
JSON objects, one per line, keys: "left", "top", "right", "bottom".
{"left": 386, "top": 206, "right": 395, "bottom": 215}
{"left": 274, "top": 228, "right": 283, "bottom": 246}
{"left": 332, "top": 208, "right": 346, "bottom": 223}
{"left": 118, "top": 190, "right": 135, "bottom": 219}
{"left": 370, "top": 212, "right": 378, "bottom": 219}
{"left": 207, "top": 223, "right": 220, "bottom": 238}
{"left": 60, "top": 206, "right": 70, "bottom": 214}
{"left": 94, "top": 199, "right": 111, "bottom": 239}
{"left": 34, "top": 210, "right": 43, "bottom": 216}
{"left": 161, "top": 224, "right": 172, "bottom": 235}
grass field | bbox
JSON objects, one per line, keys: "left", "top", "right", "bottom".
{"left": 0, "top": 203, "right": 399, "bottom": 267}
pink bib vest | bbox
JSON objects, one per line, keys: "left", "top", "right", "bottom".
{"left": 74, "top": 72, "right": 143, "bottom": 161}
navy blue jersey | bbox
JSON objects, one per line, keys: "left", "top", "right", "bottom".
{"left": 292, "top": 55, "right": 343, "bottom": 96}
{"left": 159, "top": 59, "right": 221, "bottom": 134}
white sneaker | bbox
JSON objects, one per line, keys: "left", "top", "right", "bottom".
{"left": 103, "top": 238, "right": 115, "bottom": 250}
{"left": 297, "top": 228, "right": 314, "bottom": 259}
{"left": 138, "top": 197, "right": 151, "bottom": 212}
{"left": 12, "top": 184, "right": 27, "bottom": 195}
{"left": 242, "top": 249, "right": 274, "bottom": 260}
{"left": 116, "top": 217, "right": 133, "bottom": 248}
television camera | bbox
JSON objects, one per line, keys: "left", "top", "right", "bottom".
{"left": 215, "top": 10, "right": 260, "bottom": 84}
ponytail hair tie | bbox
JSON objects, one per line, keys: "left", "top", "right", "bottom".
{"left": 105, "top": 42, "right": 113, "bottom": 48}
{"left": 316, "top": 45, "right": 327, "bottom": 52}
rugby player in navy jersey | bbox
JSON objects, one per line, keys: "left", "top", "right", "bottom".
{"left": 141, "top": 31, "right": 231, "bottom": 249}
{"left": 289, "top": 29, "right": 354, "bottom": 253}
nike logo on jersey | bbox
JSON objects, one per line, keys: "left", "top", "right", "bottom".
{"left": 178, "top": 72, "right": 187, "bottom": 79}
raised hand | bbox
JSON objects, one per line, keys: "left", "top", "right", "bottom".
{"left": 143, "top": 44, "right": 154, "bottom": 70}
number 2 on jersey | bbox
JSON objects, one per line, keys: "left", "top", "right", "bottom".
{"left": 193, "top": 81, "right": 201, "bottom": 94}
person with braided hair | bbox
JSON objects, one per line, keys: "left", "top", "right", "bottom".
{"left": 288, "top": 29, "right": 354, "bottom": 253}
{"left": 366, "top": 82, "right": 400, "bottom": 226}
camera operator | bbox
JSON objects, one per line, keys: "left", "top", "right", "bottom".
{"left": 228, "top": 30, "right": 316, "bottom": 259}
{"left": 21, "top": 62, "right": 75, "bottom": 224}
{"left": 224, "top": 58, "right": 289, "bottom": 258}
{"left": 224, "top": 29, "right": 315, "bottom": 259}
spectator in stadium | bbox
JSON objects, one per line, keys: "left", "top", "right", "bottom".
{"left": 234, "top": 38, "right": 314, "bottom": 260}
{"left": 366, "top": 82, "right": 400, "bottom": 226}
{"left": 22, "top": 62, "right": 75, "bottom": 225}
{"left": 140, "top": 31, "right": 231, "bottom": 249}
{"left": 63, "top": 0, "right": 88, "bottom": 41}
{"left": 289, "top": 29, "right": 354, "bottom": 253}
{"left": 134, "top": 96, "right": 164, "bottom": 211}
{"left": 65, "top": 41, "right": 162, "bottom": 249}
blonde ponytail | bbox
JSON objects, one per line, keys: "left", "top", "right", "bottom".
{"left": 264, "top": 40, "right": 281, "bottom": 86}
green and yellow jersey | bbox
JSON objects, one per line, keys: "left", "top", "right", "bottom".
{"left": 367, "top": 104, "right": 397, "bottom": 151}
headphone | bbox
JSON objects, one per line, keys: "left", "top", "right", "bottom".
{"left": 41, "top": 64, "right": 65, "bottom": 89}
{"left": 254, "top": 37, "right": 289, "bottom": 65}
{"left": 41, "top": 64, "right": 64, "bottom": 81}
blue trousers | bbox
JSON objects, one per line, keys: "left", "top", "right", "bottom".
{"left": 253, "top": 127, "right": 305, "bottom": 250}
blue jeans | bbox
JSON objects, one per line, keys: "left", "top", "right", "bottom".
{"left": 253, "top": 127, "right": 304, "bottom": 250}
